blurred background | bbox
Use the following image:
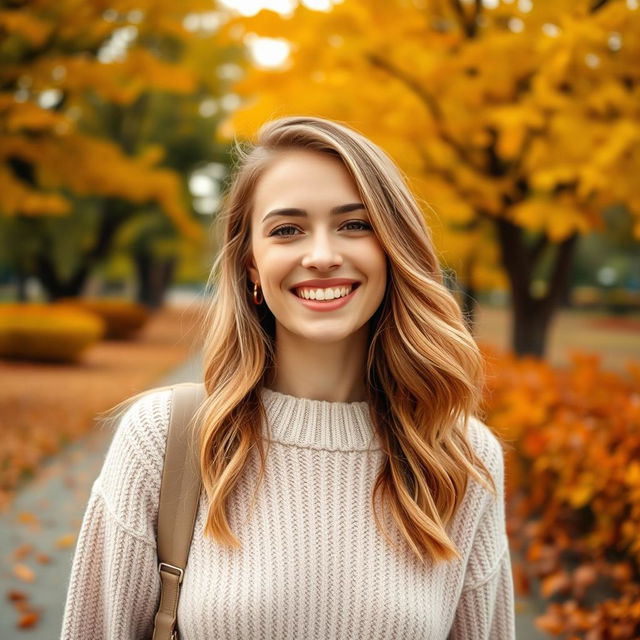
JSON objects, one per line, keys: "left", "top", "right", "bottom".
{"left": 0, "top": 0, "right": 639, "bottom": 637}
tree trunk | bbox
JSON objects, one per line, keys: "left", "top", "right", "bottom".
{"left": 34, "top": 198, "right": 127, "bottom": 301}
{"left": 495, "top": 217, "right": 578, "bottom": 357}
{"left": 511, "top": 295, "right": 555, "bottom": 357}
{"left": 134, "top": 252, "right": 176, "bottom": 308}
{"left": 36, "top": 253, "right": 90, "bottom": 300}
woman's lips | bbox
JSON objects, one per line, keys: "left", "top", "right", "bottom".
{"left": 289, "top": 284, "right": 360, "bottom": 312}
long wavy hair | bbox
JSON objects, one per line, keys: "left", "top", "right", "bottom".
{"left": 108, "top": 116, "right": 496, "bottom": 566}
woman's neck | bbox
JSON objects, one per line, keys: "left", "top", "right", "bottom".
{"left": 269, "top": 323, "right": 369, "bottom": 403}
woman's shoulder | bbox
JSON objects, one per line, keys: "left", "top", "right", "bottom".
{"left": 447, "top": 414, "right": 508, "bottom": 558}
{"left": 453, "top": 414, "right": 506, "bottom": 519}
{"left": 101, "top": 387, "right": 174, "bottom": 477}
{"left": 463, "top": 414, "right": 505, "bottom": 480}
{"left": 93, "top": 387, "right": 174, "bottom": 536}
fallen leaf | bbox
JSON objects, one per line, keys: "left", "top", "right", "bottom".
{"left": 12, "top": 564, "right": 35, "bottom": 583}
{"left": 56, "top": 533, "right": 76, "bottom": 549}
{"left": 35, "top": 553, "right": 51, "bottom": 565}
{"left": 17, "top": 512, "right": 40, "bottom": 528}
{"left": 18, "top": 611, "right": 39, "bottom": 628}
{"left": 535, "top": 609, "right": 564, "bottom": 634}
{"left": 540, "top": 570, "right": 572, "bottom": 598}
{"left": 15, "top": 599, "right": 31, "bottom": 613}
{"left": 512, "top": 561, "right": 531, "bottom": 596}
{"left": 12, "top": 543, "right": 33, "bottom": 560}
{"left": 6, "top": 590, "right": 28, "bottom": 602}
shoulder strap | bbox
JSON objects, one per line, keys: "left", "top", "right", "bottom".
{"left": 152, "top": 382, "right": 206, "bottom": 640}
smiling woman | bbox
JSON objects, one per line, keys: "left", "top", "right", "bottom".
{"left": 61, "top": 116, "right": 515, "bottom": 640}
{"left": 246, "top": 148, "right": 387, "bottom": 389}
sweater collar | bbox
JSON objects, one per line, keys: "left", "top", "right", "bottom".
{"left": 260, "top": 387, "right": 379, "bottom": 452}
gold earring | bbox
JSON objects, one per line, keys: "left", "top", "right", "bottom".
{"left": 253, "top": 281, "right": 263, "bottom": 305}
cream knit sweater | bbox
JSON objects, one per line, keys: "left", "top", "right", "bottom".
{"left": 61, "top": 387, "right": 515, "bottom": 639}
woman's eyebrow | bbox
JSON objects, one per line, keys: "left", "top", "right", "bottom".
{"left": 261, "top": 202, "right": 365, "bottom": 224}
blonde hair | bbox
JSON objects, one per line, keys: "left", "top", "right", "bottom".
{"left": 107, "top": 116, "right": 496, "bottom": 565}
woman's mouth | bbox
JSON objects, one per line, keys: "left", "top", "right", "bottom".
{"left": 289, "top": 283, "right": 361, "bottom": 312}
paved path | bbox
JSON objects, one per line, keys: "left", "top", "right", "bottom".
{"left": 0, "top": 352, "right": 204, "bottom": 639}
{"left": 0, "top": 349, "right": 546, "bottom": 639}
{"left": 474, "top": 305, "right": 640, "bottom": 373}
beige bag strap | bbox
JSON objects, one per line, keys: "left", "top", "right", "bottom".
{"left": 152, "top": 382, "right": 206, "bottom": 640}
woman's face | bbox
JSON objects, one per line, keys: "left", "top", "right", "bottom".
{"left": 247, "top": 149, "right": 387, "bottom": 345}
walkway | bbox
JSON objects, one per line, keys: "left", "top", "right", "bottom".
{"left": 0, "top": 352, "right": 203, "bottom": 639}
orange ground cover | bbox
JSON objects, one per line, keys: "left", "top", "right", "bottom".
{"left": 0, "top": 303, "right": 205, "bottom": 511}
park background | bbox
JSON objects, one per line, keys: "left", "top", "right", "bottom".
{"left": 1, "top": 0, "right": 639, "bottom": 637}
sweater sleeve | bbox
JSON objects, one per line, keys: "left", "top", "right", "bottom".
{"left": 449, "top": 419, "right": 516, "bottom": 640}
{"left": 60, "top": 389, "right": 172, "bottom": 640}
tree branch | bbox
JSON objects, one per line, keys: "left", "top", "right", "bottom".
{"left": 590, "top": 0, "right": 612, "bottom": 12}
{"left": 451, "top": 0, "right": 477, "bottom": 38}
{"left": 367, "top": 53, "right": 482, "bottom": 172}
{"left": 474, "top": 0, "right": 483, "bottom": 25}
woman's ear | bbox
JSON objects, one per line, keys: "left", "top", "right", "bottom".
{"left": 246, "top": 255, "right": 259, "bottom": 284}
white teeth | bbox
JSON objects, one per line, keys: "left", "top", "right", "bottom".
{"left": 295, "top": 285, "right": 354, "bottom": 300}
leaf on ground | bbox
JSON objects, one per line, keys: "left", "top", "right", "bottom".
{"left": 16, "top": 511, "right": 41, "bottom": 528}
{"left": 12, "top": 543, "right": 33, "bottom": 560}
{"left": 535, "top": 609, "right": 565, "bottom": 634}
{"left": 540, "top": 570, "right": 572, "bottom": 598}
{"left": 6, "top": 589, "right": 28, "bottom": 602}
{"left": 18, "top": 611, "right": 40, "bottom": 628}
{"left": 15, "top": 598, "right": 31, "bottom": 612}
{"left": 35, "top": 552, "right": 51, "bottom": 564}
{"left": 512, "top": 561, "right": 531, "bottom": 596}
{"left": 56, "top": 533, "right": 76, "bottom": 549}
{"left": 12, "top": 563, "right": 35, "bottom": 583}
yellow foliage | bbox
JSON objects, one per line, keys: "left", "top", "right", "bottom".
{"left": 0, "top": 167, "right": 69, "bottom": 216}
{"left": 221, "top": 0, "right": 640, "bottom": 258}
{"left": 0, "top": 0, "right": 216, "bottom": 246}
{"left": 4, "top": 100, "right": 69, "bottom": 133}
{"left": 511, "top": 196, "right": 593, "bottom": 241}
{"left": 0, "top": 11, "right": 51, "bottom": 46}
{"left": 0, "top": 131, "right": 201, "bottom": 240}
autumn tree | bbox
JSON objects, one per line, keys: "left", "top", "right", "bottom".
{"left": 221, "top": 0, "right": 640, "bottom": 356}
{"left": 0, "top": 0, "right": 238, "bottom": 301}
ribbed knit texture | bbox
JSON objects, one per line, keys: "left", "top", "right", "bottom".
{"left": 60, "top": 387, "right": 515, "bottom": 639}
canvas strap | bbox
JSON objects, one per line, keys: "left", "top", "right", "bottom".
{"left": 152, "top": 382, "right": 206, "bottom": 640}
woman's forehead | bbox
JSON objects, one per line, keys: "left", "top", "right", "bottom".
{"left": 252, "top": 150, "right": 360, "bottom": 213}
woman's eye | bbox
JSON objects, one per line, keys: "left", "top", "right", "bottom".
{"left": 268, "top": 220, "right": 372, "bottom": 237}
{"left": 342, "top": 220, "right": 372, "bottom": 231}
{"left": 269, "top": 225, "right": 300, "bottom": 237}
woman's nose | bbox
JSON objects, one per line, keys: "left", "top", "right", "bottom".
{"left": 300, "top": 232, "right": 343, "bottom": 270}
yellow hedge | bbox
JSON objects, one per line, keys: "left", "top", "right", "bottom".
{"left": 58, "top": 298, "right": 150, "bottom": 339}
{"left": 0, "top": 304, "right": 105, "bottom": 362}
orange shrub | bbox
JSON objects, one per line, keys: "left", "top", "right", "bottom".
{"left": 481, "top": 346, "right": 640, "bottom": 638}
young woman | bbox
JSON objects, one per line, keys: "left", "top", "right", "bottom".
{"left": 61, "top": 116, "right": 515, "bottom": 639}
